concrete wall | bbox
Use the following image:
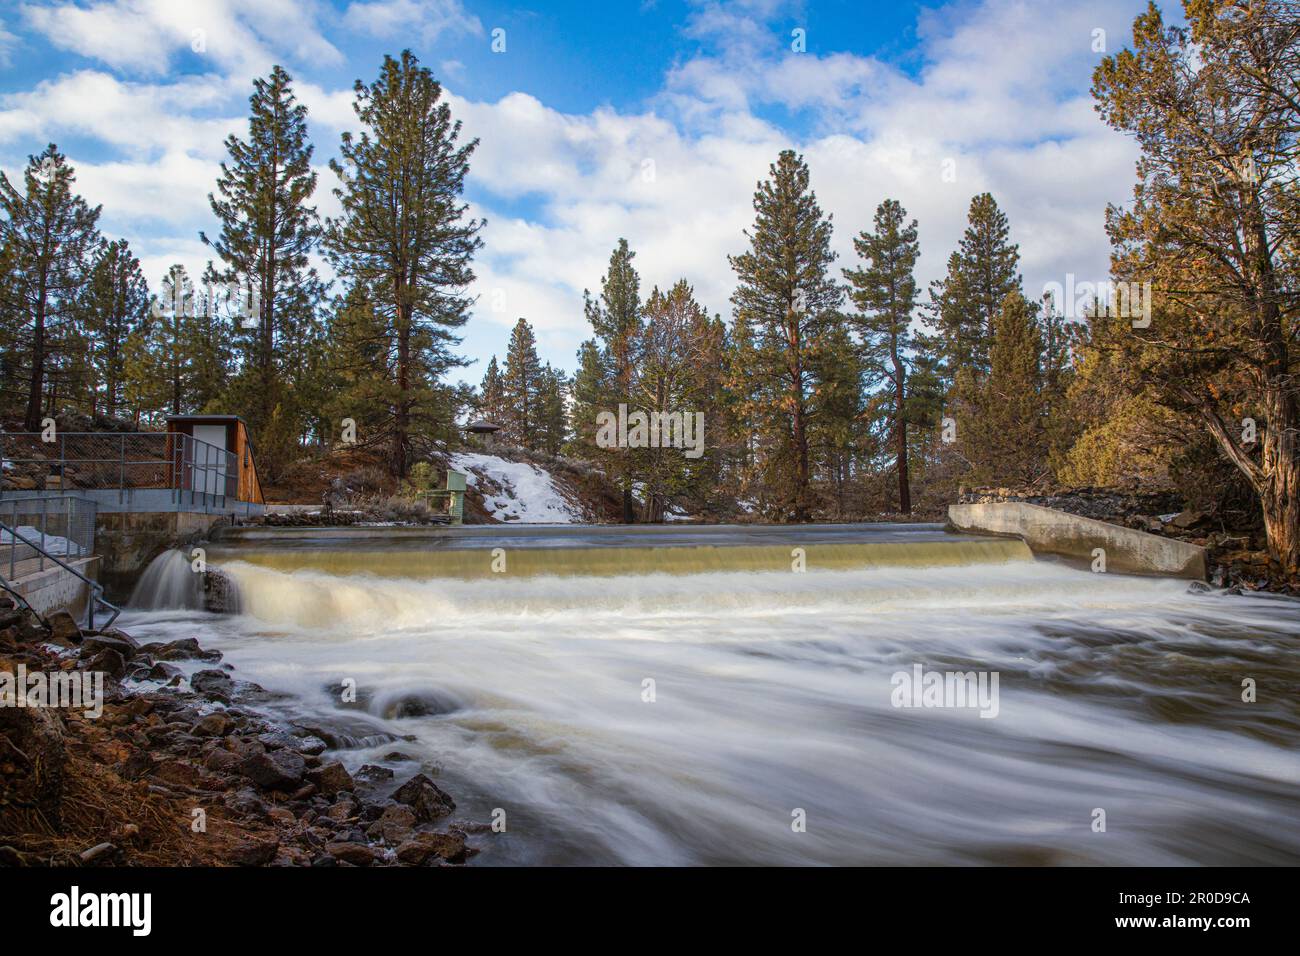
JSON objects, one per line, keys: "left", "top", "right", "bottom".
{"left": 9, "top": 556, "right": 100, "bottom": 618}
{"left": 949, "top": 502, "right": 1207, "bottom": 580}
{"left": 96, "top": 510, "right": 234, "bottom": 600}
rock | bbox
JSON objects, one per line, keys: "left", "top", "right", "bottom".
{"left": 305, "top": 761, "right": 355, "bottom": 797}
{"left": 391, "top": 773, "right": 455, "bottom": 821}
{"left": 224, "top": 788, "right": 268, "bottom": 817}
{"left": 190, "top": 669, "right": 233, "bottom": 699}
{"left": 227, "top": 836, "right": 279, "bottom": 866}
{"left": 239, "top": 749, "right": 307, "bottom": 791}
{"left": 139, "top": 638, "right": 221, "bottom": 662}
{"left": 266, "top": 807, "right": 297, "bottom": 827}
{"left": 46, "top": 610, "right": 82, "bottom": 646}
{"left": 192, "top": 714, "right": 231, "bottom": 737}
{"left": 1168, "top": 510, "right": 1207, "bottom": 530}
{"left": 324, "top": 841, "right": 379, "bottom": 867}
{"left": 258, "top": 730, "right": 326, "bottom": 754}
{"left": 356, "top": 764, "right": 394, "bottom": 782}
{"left": 204, "top": 748, "right": 242, "bottom": 773}
{"left": 84, "top": 648, "right": 126, "bottom": 679}
{"left": 365, "top": 804, "right": 416, "bottom": 844}
{"left": 1186, "top": 580, "right": 1212, "bottom": 594}
{"left": 145, "top": 661, "right": 183, "bottom": 682}
{"left": 394, "top": 831, "right": 470, "bottom": 865}
{"left": 324, "top": 799, "right": 358, "bottom": 823}
{"left": 80, "top": 632, "right": 138, "bottom": 658}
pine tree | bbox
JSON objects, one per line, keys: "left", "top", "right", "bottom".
{"left": 962, "top": 292, "right": 1047, "bottom": 484}
{"left": 844, "top": 199, "right": 921, "bottom": 513}
{"left": 729, "top": 150, "right": 842, "bottom": 520}
{"left": 584, "top": 238, "right": 643, "bottom": 519}
{"left": 202, "top": 65, "right": 325, "bottom": 460}
{"left": 535, "top": 363, "right": 569, "bottom": 457}
{"left": 477, "top": 355, "right": 506, "bottom": 424}
{"left": 79, "top": 238, "right": 149, "bottom": 418}
{"left": 322, "top": 282, "right": 395, "bottom": 442}
{"left": 566, "top": 339, "right": 606, "bottom": 461}
{"left": 927, "top": 193, "right": 1021, "bottom": 382}
{"left": 502, "top": 317, "right": 542, "bottom": 447}
{"left": 325, "top": 50, "right": 483, "bottom": 476}
{"left": 0, "top": 145, "right": 101, "bottom": 429}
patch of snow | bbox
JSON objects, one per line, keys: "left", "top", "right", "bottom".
{"left": 449, "top": 452, "right": 585, "bottom": 524}
{"left": 0, "top": 526, "right": 85, "bottom": 556}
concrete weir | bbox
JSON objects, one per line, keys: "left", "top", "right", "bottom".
{"left": 948, "top": 502, "right": 1207, "bottom": 580}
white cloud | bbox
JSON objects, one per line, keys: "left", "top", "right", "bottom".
{"left": 0, "top": 0, "right": 1148, "bottom": 381}
{"left": 20, "top": 0, "right": 342, "bottom": 76}
{"left": 343, "top": 0, "right": 482, "bottom": 43}
{"left": 0, "top": 17, "right": 18, "bottom": 67}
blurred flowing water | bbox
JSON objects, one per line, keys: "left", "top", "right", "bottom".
{"left": 125, "top": 540, "right": 1300, "bottom": 865}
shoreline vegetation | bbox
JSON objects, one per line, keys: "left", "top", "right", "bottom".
{"left": 0, "top": 595, "right": 480, "bottom": 867}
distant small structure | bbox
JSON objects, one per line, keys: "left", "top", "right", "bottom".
{"left": 462, "top": 420, "right": 501, "bottom": 448}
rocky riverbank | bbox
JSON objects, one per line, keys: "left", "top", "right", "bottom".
{"left": 958, "top": 486, "right": 1298, "bottom": 595}
{"left": 0, "top": 597, "right": 482, "bottom": 866}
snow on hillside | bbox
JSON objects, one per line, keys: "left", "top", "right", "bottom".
{"left": 448, "top": 452, "right": 586, "bottom": 524}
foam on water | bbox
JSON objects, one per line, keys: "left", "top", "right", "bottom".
{"left": 123, "top": 551, "right": 1300, "bottom": 865}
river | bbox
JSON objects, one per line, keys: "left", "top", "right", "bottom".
{"left": 122, "top": 524, "right": 1300, "bottom": 865}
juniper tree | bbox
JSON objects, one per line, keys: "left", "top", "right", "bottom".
{"left": 844, "top": 199, "right": 921, "bottom": 513}
{"left": 1093, "top": 0, "right": 1300, "bottom": 571}
{"left": 202, "top": 65, "right": 325, "bottom": 453}
{"left": 0, "top": 145, "right": 101, "bottom": 429}
{"left": 325, "top": 50, "right": 483, "bottom": 477}
{"left": 962, "top": 292, "right": 1047, "bottom": 484}
{"left": 729, "top": 150, "right": 842, "bottom": 520}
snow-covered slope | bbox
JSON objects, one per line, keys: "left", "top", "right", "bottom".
{"left": 448, "top": 452, "right": 586, "bottom": 524}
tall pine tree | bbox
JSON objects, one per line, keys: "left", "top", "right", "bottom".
{"left": 729, "top": 150, "right": 842, "bottom": 520}
{"left": 927, "top": 193, "right": 1021, "bottom": 382}
{"left": 202, "top": 65, "right": 325, "bottom": 466}
{"left": 79, "top": 238, "right": 149, "bottom": 418}
{"left": 325, "top": 50, "right": 483, "bottom": 476}
{"left": 844, "top": 199, "right": 921, "bottom": 513}
{"left": 0, "top": 145, "right": 101, "bottom": 428}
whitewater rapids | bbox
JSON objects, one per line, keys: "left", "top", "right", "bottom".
{"left": 123, "top": 555, "right": 1300, "bottom": 865}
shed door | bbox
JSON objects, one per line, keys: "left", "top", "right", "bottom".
{"left": 191, "top": 424, "right": 228, "bottom": 495}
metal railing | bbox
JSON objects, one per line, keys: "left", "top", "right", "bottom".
{"left": 0, "top": 494, "right": 96, "bottom": 576}
{"left": 0, "top": 494, "right": 119, "bottom": 629}
{"left": 1, "top": 431, "right": 238, "bottom": 507}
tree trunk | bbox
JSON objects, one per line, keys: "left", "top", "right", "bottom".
{"left": 893, "top": 353, "right": 911, "bottom": 515}
{"left": 1260, "top": 386, "right": 1300, "bottom": 573}
{"left": 395, "top": 317, "right": 410, "bottom": 479}
{"left": 23, "top": 268, "right": 49, "bottom": 431}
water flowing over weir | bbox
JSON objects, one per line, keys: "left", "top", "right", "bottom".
{"left": 125, "top": 523, "right": 1300, "bottom": 865}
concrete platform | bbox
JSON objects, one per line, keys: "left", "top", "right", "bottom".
{"left": 949, "top": 502, "right": 1207, "bottom": 579}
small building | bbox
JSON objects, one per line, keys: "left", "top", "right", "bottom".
{"left": 166, "top": 415, "right": 264, "bottom": 506}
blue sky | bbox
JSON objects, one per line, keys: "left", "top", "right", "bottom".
{"left": 0, "top": 0, "right": 1159, "bottom": 386}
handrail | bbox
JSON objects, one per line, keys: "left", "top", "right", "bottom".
{"left": 0, "top": 518, "right": 120, "bottom": 630}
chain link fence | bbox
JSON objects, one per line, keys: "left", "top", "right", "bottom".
{"left": 1, "top": 432, "right": 237, "bottom": 501}
{"left": 0, "top": 494, "right": 97, "bottom": 581}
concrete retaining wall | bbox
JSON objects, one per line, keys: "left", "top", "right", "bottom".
{"left": 948, "top": 502, "right": 1207, "bottom": 580}
{"left": 8, "top": 556, "right": 100, "bottom": 617}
